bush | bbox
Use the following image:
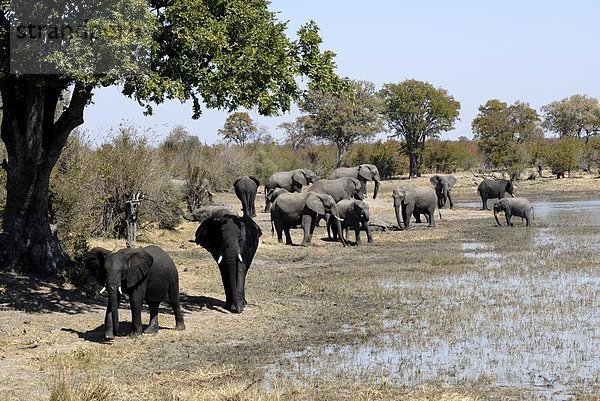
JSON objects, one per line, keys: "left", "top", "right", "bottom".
{"left": 346, "top": 140, "right": 406, "bottom": 179}
{"left": 544, "top": 137, "right": 583, "bottom": 178}
{"left": 422, "top": 138, "right": 479, "bottom": 173}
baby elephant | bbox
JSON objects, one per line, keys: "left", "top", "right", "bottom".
{"left": 327, "top": 199, "right": 373, "bottom": 245}
{"left": 85, "top": 245, "right": 185, "bottom": 340}
{"left": 493, "top": 197, "right": 534, "bottom": 227}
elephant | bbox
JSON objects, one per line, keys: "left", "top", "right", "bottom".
{"left": 392, "top": 186, "right": 438, "bottom": 229}
{"left": 309, "top": 177, "right": 364, "bottom": 203}
{"left": 266, "top": 187, "right": 289, "bottom": 203}
{"left": 182, "top": 205, "right": 236, "bottom": 223}
{"left": 195, "top": 214, "right": 262, "bottom": 313}
{"left": 430, "top": 175, "right": 457, "bottom": 209}
{"left": 84, "top": 245, "right": 185, "bottom": 340}
{"left": 327, "top": 199, "right": 373, "bottom": 245}
{"left": 329, "top": 164, "right": 381, "bottom": 199}
{"left": 271, "top": 192, "right": 346, "bottom": 247}
{"left": 234, "top": 176, "right": 259, "bottom": 217}
{"left": 477, "top": 179, "right": 515, "bottom": 210}
{"left": 494, "top": 197, "right": 534, "bottom": 227}
{"left": 264, "top": 168, "right": 318, "bottom": 212}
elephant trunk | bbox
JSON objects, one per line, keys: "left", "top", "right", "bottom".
{"left": 330, "top": 206, "right": 346, "bottom": 247}
{"left": 394, "top": 204, "right": 404, "bottom": 230}
{"left": 372, "top": 180, "right": 380, "bottom": 199}
{"left": 222, "top": 252, "right": 243, "bottom": 313}
{"left": 107, "top": 284, "right": 120, "bottom": 338}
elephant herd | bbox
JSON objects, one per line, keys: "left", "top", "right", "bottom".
{"left": 84, "top": 166, "right": 534, "bottom": 340}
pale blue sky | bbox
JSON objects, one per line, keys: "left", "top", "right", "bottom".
{"left": 81, "top": 1, "right": 600, "bottom": 144}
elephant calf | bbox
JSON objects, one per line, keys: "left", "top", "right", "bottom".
{"left": 392, "top": 186, "right": 438, "bottom": 229}
{"left": 494, "top": 197, "right": 534, "bottom": 227}
{"left": 327, "top": 199, "right": 373, "bottom": 245}
{"left": 85, "top": 245, "right": 185, "bottom": 339}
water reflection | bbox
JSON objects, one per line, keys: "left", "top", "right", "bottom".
{"left": 264, "top": 198, "right": 600, "bottom": 400}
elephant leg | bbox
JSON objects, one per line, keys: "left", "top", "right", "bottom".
{"left": 284, "top": 227, "right": 293, "bottom": 245}
{"left": 482, "top": 197, "right": 488, "bottom": 210}
{"left": 234, "top": 262, "right": 247, "bottom": 313}
{"left": 403, "top": 206, "right": 413, "bottom": 228}
{"left": 129, "top": 293, "right": 144, "bottom": 337}
{"left": 168, "top": 290, "right": 186, "bottom": 330}
{"left": 414, "top": 210, "right": 422, "bottom": 223}
{"left": 104, "top": 304, "right": 115, "bottom": 339}
{"left": 300, "top": 214, "right": 316, "bottom": 247}
{"left": 144, "top": 301, "right": 160, "bottom": 334}
{"left": 354, "top": 226, "right": 361, "bottom": 245}
{"left": 505, "top": 213, "right": 512, "bottom": 227}
{"left": 428, "top": 209, "right": 436, "bottom": 227}
{"left": 448, "top": 191, "right": 454, "bottom": 209}
{"left": 363, "top": 221, "right": 373, "bottom": 243}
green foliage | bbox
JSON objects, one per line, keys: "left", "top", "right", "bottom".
{"left": 380, "top": 79, "right": 460, "bottom": 177}
{"left": 159, "top": 126, "right": 203, "bottom": 179}
{"left": 541, "top": 94, "right": 600, "bottom": 140}
{"left": 472, "top": 99, "right": 541, "bottom": 178}
{"left": 544, "top": 137, "right": 583, "bottom": 178}
{"left": 346, "top": 141, "right": 405, "bottom": 179}
{"left": 300, "top": 79, "right": 385, "bottom": 166}
{"left": 422, "top": 139, "right": 479, "bottom": 173}
{"left": 580, "top": 136, "right": 600, "bottom": 174}
{"left": 218, "top": 112, "right": 258, "bottom": 147}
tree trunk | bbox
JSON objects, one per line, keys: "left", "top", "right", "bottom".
{"left": 0, "top": 77, "right": 91, "bottom": 274}
{"left": 408, "top": 153, "right": 418, "bottom": 178}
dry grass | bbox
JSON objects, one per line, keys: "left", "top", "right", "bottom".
{"left": 1, "top": 172, "right": 600, "bottom": 400}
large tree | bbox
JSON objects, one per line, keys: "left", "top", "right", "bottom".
{"left": 300, "top": 79, "right": 384, "bottom": 167}
{"left": 380, "top": 79, "right": 460, "bottom": 178}
{"left": 541, "top": 94, "right": 600, "bottom": 142}
{"left": 0, "top": 0, "right": 338, "bottom": 274}
{"left": 218, "top": 111, "right": 257, "bottom": 148}
{"left": 472, "top": 99, "right": 542, "bottom": 179}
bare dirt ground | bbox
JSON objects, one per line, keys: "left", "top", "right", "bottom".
{"left": 1, "top": 170, "right": 599, "bottom": 401}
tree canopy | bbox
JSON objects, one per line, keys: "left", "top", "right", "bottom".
{"left": 541, "top": 94, "right": 600, "bottom": 142}
{"left": 380, "top": 79, "right": 460, "bottom": 178}
{"left": 300, "top": 79, "right": 384, "bottom": 167}
{"left": 472, "top": 99, "right": 542, "bottom": 179}
{"left": 0, "top": 0, "right": 339, "bottom": 273}
{"left": 218, "top": 112, "right": 257, "bottom": 148}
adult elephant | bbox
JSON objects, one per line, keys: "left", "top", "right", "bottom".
{"left": 271, "top": 192, "right": 346, "bottom": 247}
{"left": 328, "top": 199, "right": 373, "bottom": 245}
{"left": 264, "top": 168, "right": 318, "bottom": 212}
{"left": 494, "top": 197, "right": 534, "bottom": 227}
{"left": 430, "top": 174, "right": 457, "bottom": 209}
{"left": 309, "top": 177, "right": 364, "bottom": 203}
{"left": 234, "top": 176, "right": 260, "bottom": 217}
{"left": 195, "top": 215, "right": 262, "bottom": 313}
{"left": 392, "top": 186, "right": 438, "bottom": 229}
{"left": 329, "top": 164, "right": 381, "bottom": 199}
{"left": 477, "top": 179, "right": 515, "bottom": 210}
{"left": 84, "top": 245, "right": 185, "bottom": 340}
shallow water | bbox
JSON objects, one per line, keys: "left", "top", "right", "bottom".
{"left": 263, "top": 199, "right": 600, "bottom": 399}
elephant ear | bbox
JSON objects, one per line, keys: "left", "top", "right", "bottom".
{"left": 306, "top": 193, "right": 326, "bottom": 216}
{"left": 404, "top": 189, "right": 416, "bottom": 205}
{"left": 292, "top": 170, "right": 308, "bottom": 186}
{"left": 447, "top": 175, "right": 457, "bottom": 188}
{"left": 249, "top": 176, "right": 260, "bottom": 186}
{"left": 429, "top": 176, "right": 442, "bottom": 187}
{"left": 126, "top": 250, "right": 153, "bottom": 289}
{"left": 84, "top": 247, "right": 111, "bottom": 283}
{"left": 358, "top": 165, "right": 371, "bottom": 181}
{"left": 195, "top": 217, "right": 224, "bottom": 256}
{"left": 233, "top": 177, "right": 243, "bottom": 187}
{"left": 343, "top": 178, "right": 357, "bottom": 196}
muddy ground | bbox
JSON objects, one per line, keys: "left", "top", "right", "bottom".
{"left": 1, "top": 171, "right": 599, "bottom": 400}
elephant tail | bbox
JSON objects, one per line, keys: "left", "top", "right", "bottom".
{"left": 271, "top": 217, "right": 274, "bottom": 236}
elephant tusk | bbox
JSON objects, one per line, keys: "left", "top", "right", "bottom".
{"left": 217, "top": 255, "right": 223, "bottom": 264}
{"left": 335, "top": 216, "right": 344, "bottom": 222}
{"left": 99, "top": 286, "right": 106, "bottom": 294}
{"left": 362, "top": 200, "right": 372, "bottom": 205}
{"left": 238, "top": 254, "right": 243, "bottom": 262}
{"left": 118, "top": 286, "right": 122, "bottom": 295}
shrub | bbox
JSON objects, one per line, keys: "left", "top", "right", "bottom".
{"left": 346, "top": 140, "right": 405, "bottom": 179}
{"left": 422, "top": 138, "right": 479, "bottom": 173}
{"left": 544, "top": 137, "right": 583, "bottom": 178}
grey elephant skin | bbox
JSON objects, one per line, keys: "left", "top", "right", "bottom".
{"left": 195, "top": 215, "right": 262, "bottom": 313}
{"left": 477, "top": 179, "right": 515, "bottom": 210}
{"left": 393, "top": 186, "right": 438, "bottom": 229}
{"left": 265, "top": 187, "right": 289, "bottom": 203}
{"left": 328, "top": 199, "right": 373, "bottom": 245}
{"left": 309, "top": 177, "right": 364, "bottom": 203}
{"left": 264, "top": 168, "right": 318, "bottom": 212}
{"left": 183, "top": 205, "right": 236, "bottom": 223}
{"left": 271, "top": 192, "right": 346, "bottom": 247}
{"left": 494, "top": 198, "right": 534, "bottom": 227}
{"left": 329, "top": 164, "right": 381, "bottom": 199}
{"left": 234, "top": 176, "right": 259, "bottom": 217}
{"left": 85, "top": 245, "right": 185, "bottom": 340}
{"left": 430, "top": 175, "right": 457, "bottom": 209}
